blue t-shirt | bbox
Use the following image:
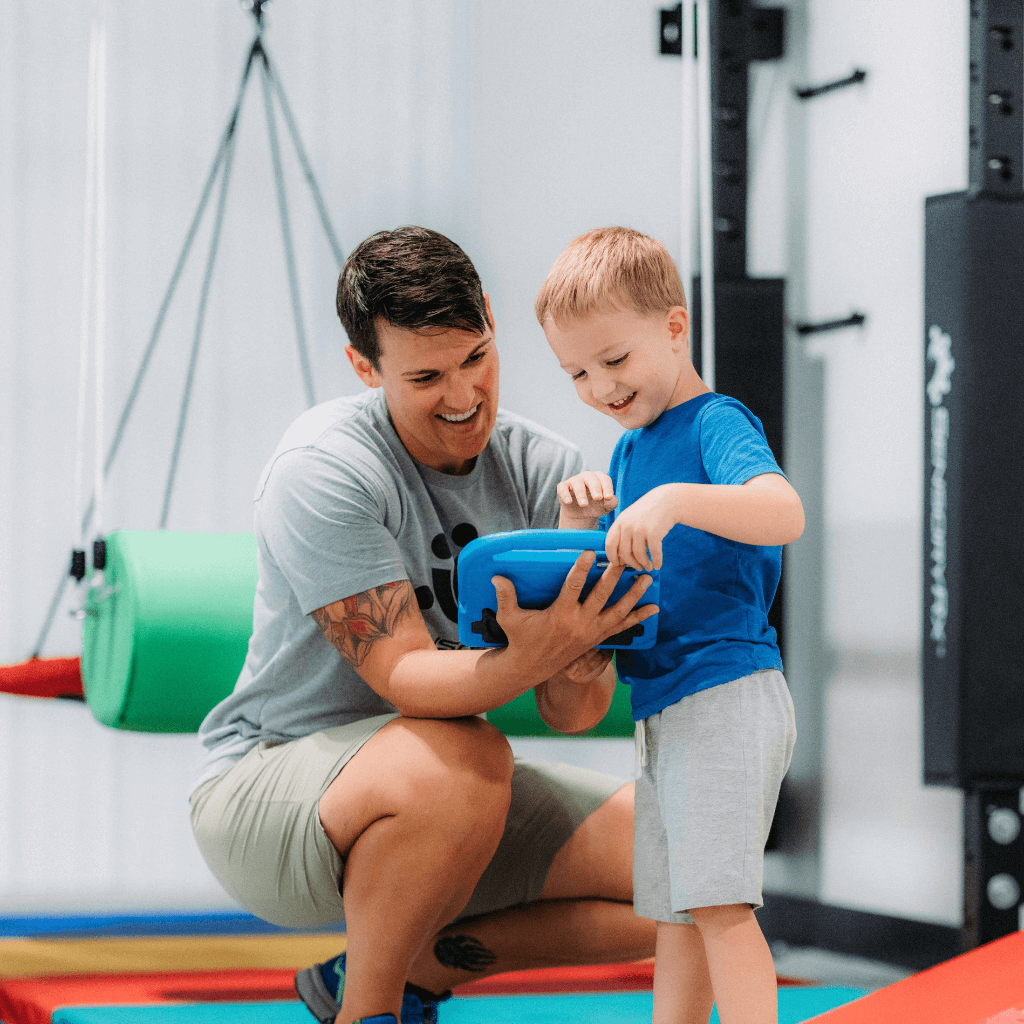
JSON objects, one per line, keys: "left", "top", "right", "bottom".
{"left": 600, "top": 392, "right": 784, "bottom": 720}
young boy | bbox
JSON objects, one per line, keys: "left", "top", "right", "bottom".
{"left": 536, "top": 227, "right": 802, "bottom": 1024}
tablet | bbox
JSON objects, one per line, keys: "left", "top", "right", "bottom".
{"left": 456, "top": 529, "right": 659, "bottom": 649}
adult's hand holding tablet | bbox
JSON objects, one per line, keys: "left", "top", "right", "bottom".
{"left": 456, "top": 529, "right": 661, "bottom": 650}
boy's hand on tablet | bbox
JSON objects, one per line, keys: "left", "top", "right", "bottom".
{"left": 558, "top": 471, "right": 619, "bottom": 527}
{"left": 605, "top": 486, "right": 677, "bottom": 571}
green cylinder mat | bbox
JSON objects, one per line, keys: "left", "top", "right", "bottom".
{"left": 81, "top": 531, "right": 258, "bottom": 733}
{"left": 79, "top": 529, "right": 637, "bottom": 738}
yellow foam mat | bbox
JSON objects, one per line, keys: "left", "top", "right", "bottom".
{"left": 0, "top": 933, "right": 346, "bottom": 978}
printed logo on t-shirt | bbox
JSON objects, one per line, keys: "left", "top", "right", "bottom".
{"left": 434, "top": 636, "right": 470, "bottom": 652}
{"left": 415, "top": 523, "right": 479, "bottom": 623}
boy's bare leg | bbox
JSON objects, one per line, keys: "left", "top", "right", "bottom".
{"left": 652, "top": 922, "right": 715, "bottom": 1024}
{"left": 406, "top": 785, "right": 660, "bottom": 992}
{"left": 689, "top": 903, "right": 778, "bottom": 1024}
{"left": 317, "top": 715, "right": 514, "bottom": 1024}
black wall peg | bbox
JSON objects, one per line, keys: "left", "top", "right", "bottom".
{"left": 795, "top": 68, "right": 868, "bottom": 101}
{"left": 794, "top": 313, "right": 867, "bottom": 336}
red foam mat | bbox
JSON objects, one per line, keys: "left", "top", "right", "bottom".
{"left": 0, "top": 658, "right": 83, "bottom": 699}
{"left": 811, "top": 930, "right": 1024, "bottom": 1024}
{"left": 452, "top": 961, "right": 807, "bottom": 995}
{"left": 0, "top": 969, "right": 296, "bottom": 1024}
{"left": 455, "top": 961, "right": 657, "bottom": 995}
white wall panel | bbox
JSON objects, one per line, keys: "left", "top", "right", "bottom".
{"left": 803, "top": 0, "right": 967, "bottom": 923}
{"left": 0, "top": 0, "right": 476, "bottom": 914}
{"left": 1, "top": 0, "right": 976, "bottom": 927}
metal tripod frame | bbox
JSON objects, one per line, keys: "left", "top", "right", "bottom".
{"left": 32, "top": 5, "right": 345, "bottom": 658}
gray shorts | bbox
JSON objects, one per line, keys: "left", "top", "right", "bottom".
{"left": 190, "top": 714, "right": 625, "bottom": 929}
{"left": 633, "top": 669, "right": 796, "bottom": 923}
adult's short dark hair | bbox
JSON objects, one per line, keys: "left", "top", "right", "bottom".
{"left": 336, "top": 226, "right": 490, "bottom": 370}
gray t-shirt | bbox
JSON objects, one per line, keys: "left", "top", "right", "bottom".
{"left": 193, "top": 389, "right": 583, "bottom": 791}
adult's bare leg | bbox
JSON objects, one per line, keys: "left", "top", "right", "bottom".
{"left": 406, "top": 783, "right": 660, "bottom": 993}
{"left": 317, "top": 715, "right": 514, "bottom": 1024}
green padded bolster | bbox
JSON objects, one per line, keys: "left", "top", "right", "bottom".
{"left": 79, "top": 530, "right": 636, "bottom": 738}
{"left": 81, "top": 531, "right": 259, "bottom": 733}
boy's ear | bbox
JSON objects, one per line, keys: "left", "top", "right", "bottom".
{"left": 667, "top": 306, "right": 690, "bottom": 354}
{"left": 346, "top": 345, "right": 382, "bottom": 388}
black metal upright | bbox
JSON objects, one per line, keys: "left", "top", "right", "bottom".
{"left": 923, "top": 0, "right": 1024, "bottom": 949}
{"left": 683, "top": 0, "right": 788, "bottom": 649}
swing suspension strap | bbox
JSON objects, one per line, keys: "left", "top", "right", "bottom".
{"left": 258, "top": 39, "right": 316, "bottom": 414}
{"left": 71, "top": 21, "right": 107, "bottom": 585}
{"left": 32, "top": 12, "right": 345, "bottom": 658}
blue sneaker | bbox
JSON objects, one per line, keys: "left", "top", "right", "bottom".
{"left": 354, "top": 1017, "right": 398, "bottom": 1024}
{"left": 294, "top": 952, "right": 449, "bottom": 1024}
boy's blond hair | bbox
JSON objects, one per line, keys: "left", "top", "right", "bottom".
{"left": 535, "top": 227, "right": 687, "bottom": 327}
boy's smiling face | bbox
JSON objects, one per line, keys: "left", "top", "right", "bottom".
{"left": 543, "top": 304, "right": 698, "bottom": 429}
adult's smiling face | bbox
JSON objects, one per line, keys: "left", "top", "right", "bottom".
{"left": 345, "top": 296, "right": 499, "bottom": 476}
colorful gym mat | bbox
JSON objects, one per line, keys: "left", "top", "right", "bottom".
{"left": 0, "top": 934, "right": 347, "bottom": 977}
{"left": 0, "top": 959, "right": 710, "bottom": 1022}
{"left": 0, "top": 971, "right": 297, "bottom": 1024}
{"left": 0, "top": 912, "right": 298, "bottom": 939}
{"left": 0, "top": 930, "right": 861, "bottom": 1024}
{"left": 0, "top": 933, "right": 346, "bottom": 1024}
{"left": 39, "top": 987, "right": 865, "bottom": 1024}
{"left": 23, "top": 912, "right": 1024, "bottom": 1023}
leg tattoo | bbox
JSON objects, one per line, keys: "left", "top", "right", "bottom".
{"left": 433, "top": 934, "right": 498, "bottom": 973}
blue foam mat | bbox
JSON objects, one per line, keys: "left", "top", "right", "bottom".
{"left": 51, "top": 988, "right": 865, "bottom": 1023}
{"left": 0, "top": 911, "right": 342, "bottom": 938}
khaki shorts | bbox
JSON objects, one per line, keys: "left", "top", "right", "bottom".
{"left": 190, "top": 714, "right": 626, "bottom": 929}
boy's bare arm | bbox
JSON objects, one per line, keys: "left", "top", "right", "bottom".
{"left": 607, "top": 472, "right": 805, "bottom": 571}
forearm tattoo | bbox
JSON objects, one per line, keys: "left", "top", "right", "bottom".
{"left": 311, "top": 580, "right": 414, "bottom": 668}
{"left": 433, "top": 934, "right": 498, "bottom": 973}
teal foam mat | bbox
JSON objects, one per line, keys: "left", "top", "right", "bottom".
{"left": 51, "top": 987, "right": 865, "bottom": 1023}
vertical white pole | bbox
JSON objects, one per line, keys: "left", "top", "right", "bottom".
{"left": 679, "top": 3, "right": 696, "bottom": 356}
{"left": 696, "top": 0, "right": 716, "bottom": 390}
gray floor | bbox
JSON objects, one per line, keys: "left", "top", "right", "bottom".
{"left": 770, "top": 941, "right": 914, "bottom": 993}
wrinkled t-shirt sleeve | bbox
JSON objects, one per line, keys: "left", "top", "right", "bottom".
{"left": 526, "top": 436, "right": 584, "bottom": 529}
{"left": 256, "top": 446, "right": 409, "bottom": 615}
{"left": 699, "top": 399, "right": 785, "bottom": 486}
{"left": 598, "top": 435, "right": 627, "bottom": 532}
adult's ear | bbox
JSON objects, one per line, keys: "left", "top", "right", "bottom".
{"left": 483, "top": 292, "right": 496, "bottom": 334}
{"left": 345, "top": 345, "right": 382, "bottom": 388}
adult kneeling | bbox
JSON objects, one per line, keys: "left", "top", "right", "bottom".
{"left": 190, "top": 227, "right": 658, "bottom": 1024}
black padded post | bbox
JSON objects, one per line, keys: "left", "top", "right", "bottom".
{"left": 923, "top": 0, "right": 1024, "bottom": 949}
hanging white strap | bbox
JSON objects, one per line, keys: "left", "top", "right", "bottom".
{"left": 73, "top": 22, "right": 102, "bottom": 554}
{"left": 92, "top": 19, "right": 107, "bottom": 545}
{"left": 695, "top": 0, "right": 716, "bottom": 391}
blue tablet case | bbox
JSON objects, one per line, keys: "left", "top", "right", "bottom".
{"left": 456, "top": 529, "right": 660, "bottom": 649}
